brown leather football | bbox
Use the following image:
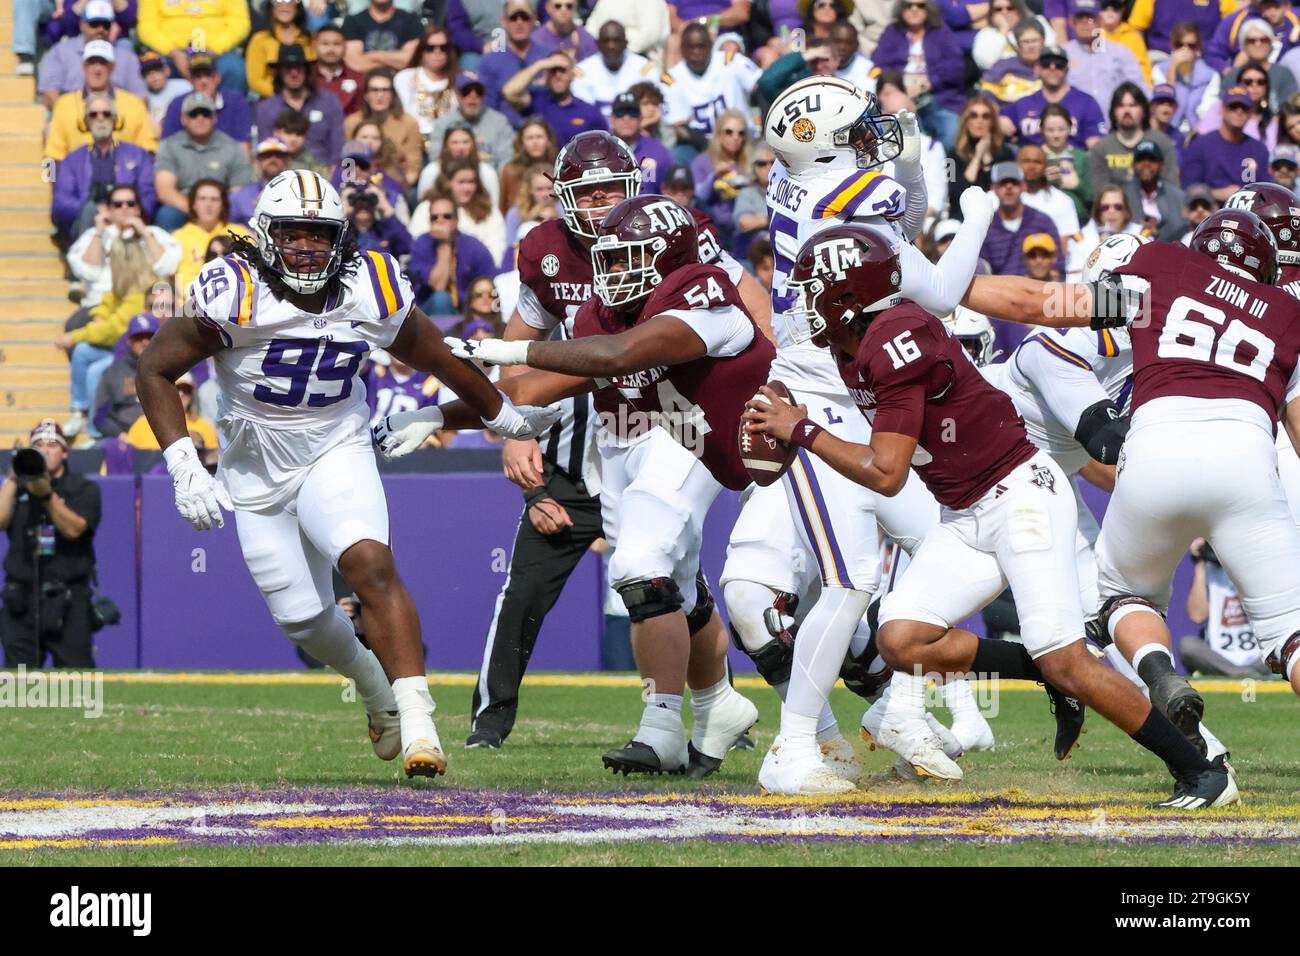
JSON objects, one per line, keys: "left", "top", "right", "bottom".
{"left": 739, "top": 380, "right": 798, "bottom": 487}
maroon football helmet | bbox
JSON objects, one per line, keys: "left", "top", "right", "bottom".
{"left": 552, "top": 130, "right": 643, "bottom": 239}
{"left": 590, "top": 195, "right": 699, "bottom": 308}
{"left": 1224, "top": 182, "right": 1300, "bottom": 266}
{"left": 787, "top": 224, "right": 901, "bottom": 341}
{"left": 1188, "top": 208, "right": 1280, "bottom": 284}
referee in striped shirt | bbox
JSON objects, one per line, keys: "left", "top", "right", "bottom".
{"left": 467, "top": 322, "right": 604, "bottom": 748}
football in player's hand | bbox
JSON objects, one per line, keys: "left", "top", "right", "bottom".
{"left": 740, "top": 380, "right": 798, "bottom": 487}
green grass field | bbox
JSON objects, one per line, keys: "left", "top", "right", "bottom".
{"left": 2, "top": 673, "right": 1298, "bottom": 866}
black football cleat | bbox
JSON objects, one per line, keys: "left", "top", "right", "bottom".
{"left": 685, "top": 741, "right": 723, "bottom": 778}
{"left": 1148, "top": 673, "right": 1207, "bottom": 757}
{"left": 1152, "top": 755, "right": 1239, "bottom": 810}
{"left": 464, "top": 729, "right": 503, "bottom": 749}
{"left": 601, "top": 741, "right": 686, "bottom": 776}
{"left": 731, "top": 732, "right": 756, "bottom": 751}
{"left": 1044, "top": 683, "right": 1086, "bottom": 760}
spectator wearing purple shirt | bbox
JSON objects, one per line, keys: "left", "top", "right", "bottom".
{"left": 344, "top": 179, "right": 414, "bottom": 260}
{"left": 52, "top": 92, "right": 156, "bottom": 242}
{"left": 609, "top": 92, "right": 673, "bottom": 192}
{"left": 37, "top": 1, "right": 146, "bottom": 109}
{"left": 871, "top": 0, "right": 967, "bottom": 149}
{"left": 365, "top": 352, "right": 443, "bottom": 425}
{"left": 254, "top": 44, "right": 346, "bottom": 168}
{"left": 1205, "top": 0, "right": 1300, "bottom": 72}
{"left": 446, "top": 0, "right": 507, "bottom": 68}
{"left": 1180, "top": 85, "right": 1273, "bottom": 200}
{"left": 980, "top": 160, "right": 1065, "bottom": 278}
{"left": 1000, "top": 47, "right": 1106, "bottom": 148}
{"left": 478, "top": 0, "right": 548, "bottom": 128}
{"left": 503, "top": 52, "right": 607, "bottom": 146}
{"left": 532, "top": 0, "right": 599, "bottom": 60}
{"left": 409, "top": 193, "right": 501, "bottom": 313}
{"left": 229, "top": 138, "right": 289, "bottom": 226}
{"left": 43, "top": 0, "right": 137, "bottom": 46}
{"left": 161, "top": 52, "right": 251, "bottom": 148}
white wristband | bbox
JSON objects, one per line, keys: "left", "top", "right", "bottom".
{"left": 483, "top": 392, "right": 521, "bottom": 432}
{"left": 162, "top": 436, "right": 200, "bottom": 475}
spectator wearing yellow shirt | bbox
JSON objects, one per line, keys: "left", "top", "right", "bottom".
{"left": 45, "top": 41, "right": 157, "bottom": 161}
{"left": 125, "top": 372, "right": 218, "bottom": 466}
{"left": 246, "top": 0, "right": 318, "bottom": 99}
{"left": 170, "top": 178, "right": 252, "bottom": 296}
{"left": 1099, "top": 0, "right": 1154, "bottom": 87}
{"left": 136, "top": 0, "right": 252, "bottom": 95}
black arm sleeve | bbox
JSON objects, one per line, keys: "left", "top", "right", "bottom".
{"left": 1088, "top": 276, "right": 1139, "bottom": 330}
{"left": 1073, "top": 399, "right": 1130, "bottom": 465}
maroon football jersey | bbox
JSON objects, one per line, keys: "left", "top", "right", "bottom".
{"left": 516, "top": 210, "right": 730, "bottom": 329}
{"left": 1113, "top": 241, "right": 1300, "bottom": 422}
{"left": 573, "top": 262, "right": 775, "bottom": 490}
{"left": 837, "top": 303, "right": 1037, "bottom": 509}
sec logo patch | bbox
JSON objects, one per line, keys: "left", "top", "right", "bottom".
{"left": 541, "top": 254, "right": 560, "bottom": 277}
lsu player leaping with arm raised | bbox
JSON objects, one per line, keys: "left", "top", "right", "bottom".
{"left": 136, "top": 170, "right": 559, "bottom": 780}
{"left": 718, "top": 75, "right": 995, "bottom": 794}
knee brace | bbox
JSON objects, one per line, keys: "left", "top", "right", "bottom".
{"left": 1099, "top": 594, "right": 1164, "bottom": 642}
{"left": 729, "top": 624, "right": 795, "bottom": 687}
{"left": 685, "top": 570, "right": 715, "bottom": 635}
{"left": 1268, "top": 631, "right": 1300, "bottom": 678}
{"left": 840, "top": 599, "right": 891, "bottom": 699}
{"left": 1084, "top": 616, "right": 1110, "bottom": 648}
{"left": 616, "top": 576, "right": 684, "bottom": 623}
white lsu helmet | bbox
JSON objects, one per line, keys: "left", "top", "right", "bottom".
{"left": 942, "top": 306, "right": 996, "bottom": 367}
{"left": 1081, "top": 232, "right": 1149, "bottom": 284}
{"left": 250, "top": 169, "right": 349, "bottom": 294}
{"left": 765, "top": 76, "right": 903, "bottom": 177}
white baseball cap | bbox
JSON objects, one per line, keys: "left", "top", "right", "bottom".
{"left": 83, "top": 39, "right": 116, "bottom": 63}
{"left": 83, "top": 0, "right": 116, "bottom": 21}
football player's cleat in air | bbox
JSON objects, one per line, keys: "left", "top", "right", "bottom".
{"left": 1147, "top": 673, "right": 1207, "bottom": 757}
{"left": 1152, "top": 755, "right": 1239, "bottom": 810}
{"left": 368, "top": 710, "right": 402, "bottom": 761}
{"left": 759, "top": 735, "right": 856, "bottom": 795}
{"left": 731, "top": 733, "right": 756, "bottom": 751}
{"left": 1044, "top": 683, "right": 1086, "bottom": 760}
{"left": 403, "top": 737, "right": 448, "bottom": 779}
{"left": 602, "top": 740, "right": 687, "bottom": 776}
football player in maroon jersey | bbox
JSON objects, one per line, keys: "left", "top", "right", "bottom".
{"left": 966, "top": 208, "right": 1300, "bottom": 736}
{"left": 376, "top": 195, "right": 776, "bottom": 776}
{"left": 744, "top": 224, "right": 1238, "bottom": 809}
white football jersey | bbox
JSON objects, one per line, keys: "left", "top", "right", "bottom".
{"left": 662, "top": 48, "right": 761, "bottom": 135}
{"left": 982, "top": 325, "right": 1133, "bottom": 476}
{"left": 571, "top": 51, "right": 659, "bottom": 118}
{"left": 191, "top": 250, "right": 415, "bottom": 509}
{"left": 765, "top": 158, "right": 907, "bottom": 392}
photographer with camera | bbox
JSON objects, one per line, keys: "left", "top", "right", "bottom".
{"left": 0, "top": 421, "right": 103, "bottom": 668}
{"left": 1179, "top": 538, "right": 1272, "bottom": 679}
{"left": 343, "top": 177, "right": 412, "bottom": 259}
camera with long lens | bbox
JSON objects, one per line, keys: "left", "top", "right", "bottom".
{"left": 12, "top": 448, "right": 48, "bottom": 482}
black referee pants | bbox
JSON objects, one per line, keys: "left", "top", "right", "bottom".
{"left": 470, "top": 467, "right": 604, "bottom": 739}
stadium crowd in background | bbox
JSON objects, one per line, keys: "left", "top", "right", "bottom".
{"left": 19, "top": 0, "right": 1300, "bottom": 444}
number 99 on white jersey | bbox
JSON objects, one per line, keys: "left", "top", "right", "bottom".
{"left": 191, "top": 252, "right": 415, "bottom": 428}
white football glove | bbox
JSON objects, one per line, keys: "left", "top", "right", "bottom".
{"left": 484, "top": 392, "right": 563, "bottom": 440}
{"left": 373, "top": 406, "right": 444, "bottom": 459}
{"left": 163, "top": 437, "right": 231, "bottom": 530}
{"left": 446, "top": 335, "right": 532, "bottom": 367}
{"left": 895, "top": 109, "right": 923, "bottom": 171}
{"left": 959, "top": 185, "right": 996, "bottom": 230}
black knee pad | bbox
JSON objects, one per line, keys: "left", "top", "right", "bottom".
{"left": 1098, "top": 594, "right": 1163, "bottom": 639}
{"left": 617, "top": 576, "right": 684, "bottom": 623}
{"left": 1268, "top": 631, "right": 1300, "bottom": 677}
{"left": 729, "top": 625, "right": 794, "bottom": 686}
{"left": 686, "top": 570, "right": 715, "bottom": 635}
